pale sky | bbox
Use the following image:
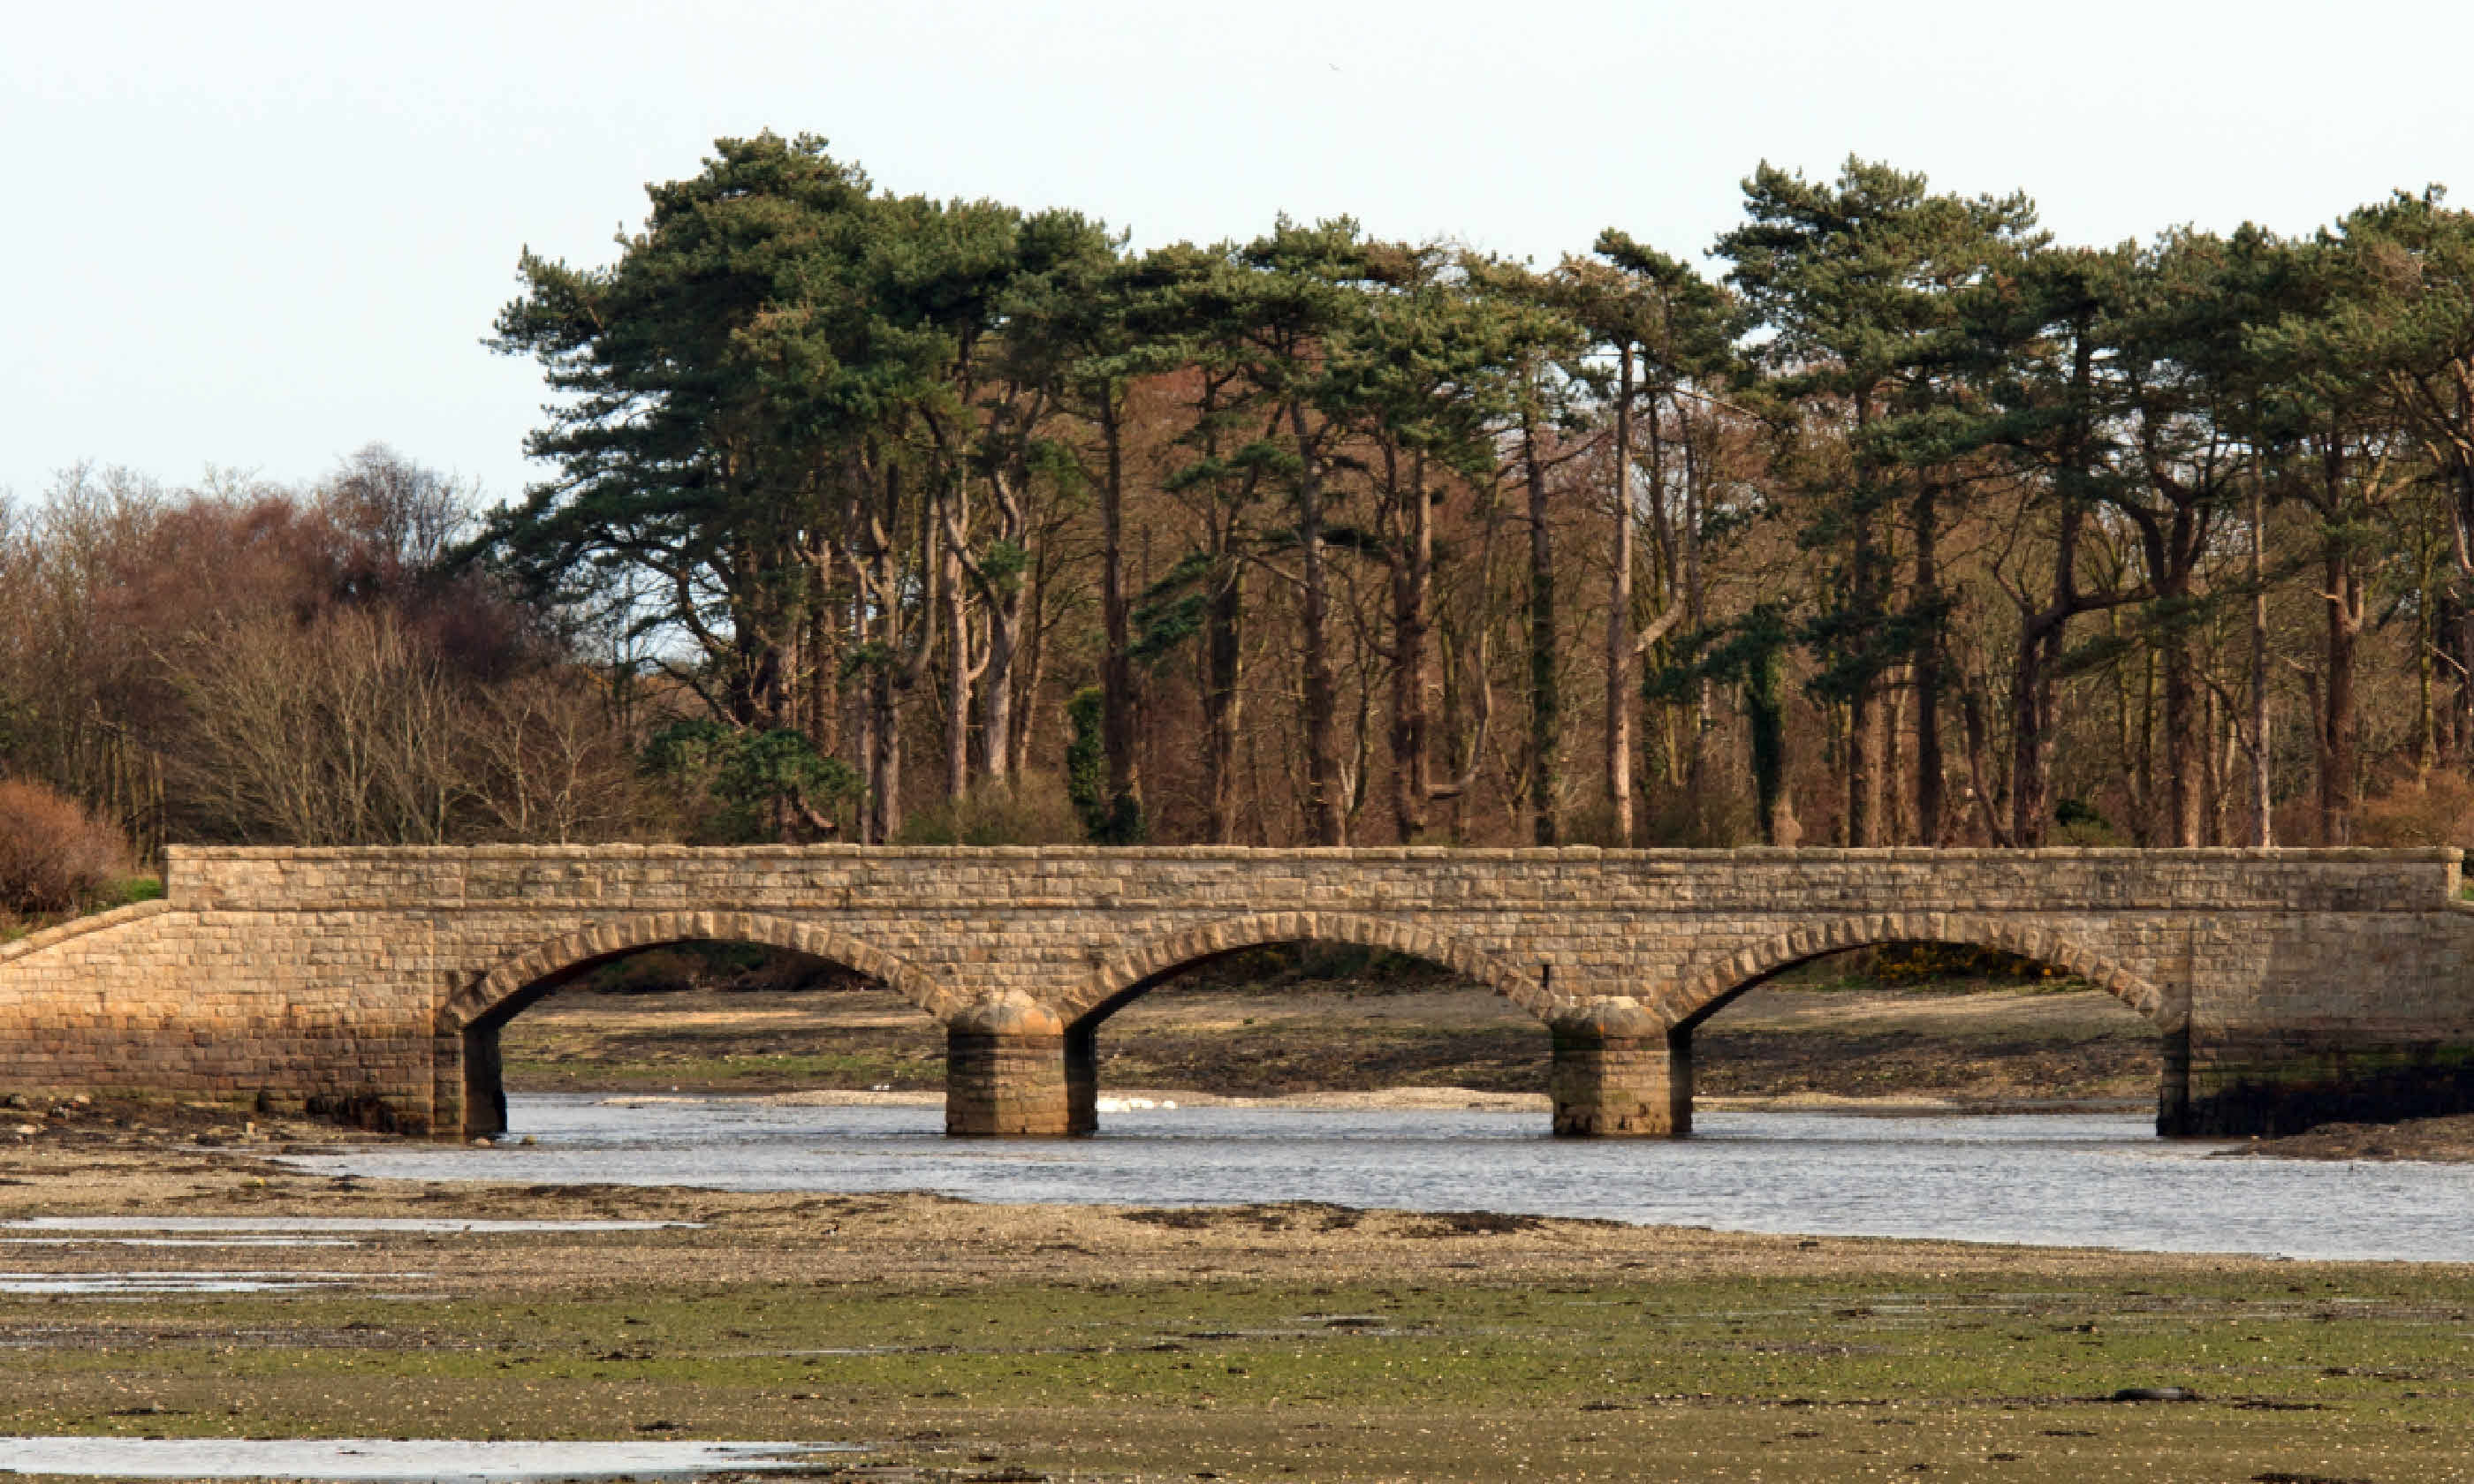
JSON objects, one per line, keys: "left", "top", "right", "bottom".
{"left": 8, "top": 0, "right": 2470, "bottom": 505}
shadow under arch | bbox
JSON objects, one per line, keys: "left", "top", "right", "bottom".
{"left": 436, "top": 912, "right": 953, "bottom": 1140}
{"left": 1056, "top": 912, "right": 1552, "bottom": 1136}
{"left": 1070, "top": 911, "right": 1553, "bottom": 1028}
{"left": 1654, "top": 912, "right": 2190, "bottom": 1135}
{"left": 1660, "top": 914, "right": 2174, "bottom": 1031}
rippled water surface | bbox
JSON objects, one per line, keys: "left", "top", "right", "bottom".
{"left": 280, "top": 1095, "right": 2474, "bottom": 1263}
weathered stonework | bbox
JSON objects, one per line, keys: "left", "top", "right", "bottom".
{"left": 2, "top": 844, "right": 2470, "bottom": 1141}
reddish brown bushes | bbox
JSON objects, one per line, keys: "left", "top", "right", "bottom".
{"left": 0, "top": 780, "right": 129, "bottom": 916}
{"left": 2354, "top": 772, "right": 2474, "bottom": 849}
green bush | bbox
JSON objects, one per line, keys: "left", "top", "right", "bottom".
{"left": 641, "top": 721, "right": 858, "bottom": 842}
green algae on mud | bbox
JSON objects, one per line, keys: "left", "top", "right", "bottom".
{"left": 4, "top": 1263, "right": 2470, "bottom": 1481}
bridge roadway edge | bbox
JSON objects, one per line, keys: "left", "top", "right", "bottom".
{"left": 0, "top": 845, "right": 2466, "bottom": 1142}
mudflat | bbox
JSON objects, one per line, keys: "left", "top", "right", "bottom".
{"left": 4, "top": 1102, "right": 2472, "bottom": 1482}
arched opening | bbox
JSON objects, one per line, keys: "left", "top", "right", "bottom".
{"left": 1059, "top": 916, "right": 1552, "bottom": 1135}
{"left": 1665, "top": 932, "right": 2186, "bottom": 1135}
{"left": 440, "top": 919, "right": 949, "bottom": 1140}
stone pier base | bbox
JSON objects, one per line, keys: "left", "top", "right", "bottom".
{"left": 945, "top": 994, "right": 1075, "bottom": 1136}
{"left": 1550, "top": 1000, "right": 1690, "bottom": 1136}
{"left": 2180, "top": 1034, "right": 2474, "bottom": 1137}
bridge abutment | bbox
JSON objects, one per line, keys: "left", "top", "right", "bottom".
{"left": 1550, "top": 1001, "right": 1690, "bottom": 1136}
{"left": 945, "top": 994, "right": 1075, "bottom": 1137}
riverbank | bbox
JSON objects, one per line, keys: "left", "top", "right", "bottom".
{"left": 2, "top": 1129, "right": 2470, "bottom": 1482}
{"left": 2221, "top": 1112, "right": 2474, "bottom": 1162}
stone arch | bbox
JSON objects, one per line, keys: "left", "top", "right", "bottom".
{"left": 440, "top": 911, "right": 957, "bottom": 1035}
{"left": 436, "top": 911, "right": 954, "bottom": 1141}
{"left": 1658, "top": 912, "right": 2175, "bottom": 1031}
{"left": 1067, "top": 911, "right": 1553, "bottom": 1027}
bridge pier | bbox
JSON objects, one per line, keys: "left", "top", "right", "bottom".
{"left": 1550, "top": 1000, "right": 1690, "bottom": 1136}
{"left": 945, "top": 994, "right": 1076, "bottom": 1136}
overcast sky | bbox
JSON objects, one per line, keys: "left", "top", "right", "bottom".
{"left": 8, "top": 0, "right": 2470, "bottom": 505}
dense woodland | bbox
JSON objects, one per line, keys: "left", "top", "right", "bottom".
{"left": 10, "top": 134, "right": 2474, "bottom": 888}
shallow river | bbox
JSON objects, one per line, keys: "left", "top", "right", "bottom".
{"left": 280, "top": 1095, "right": 2474, "bottom": 1263}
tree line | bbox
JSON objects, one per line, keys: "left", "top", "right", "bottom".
{"left": 7, "top": 134, "right": 2474, "bottom": 865}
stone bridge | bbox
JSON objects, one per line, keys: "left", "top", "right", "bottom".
{"left": 3, "top": 844, "right": 2471, "bottom": 1141}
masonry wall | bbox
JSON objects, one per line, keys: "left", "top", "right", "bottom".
{"left": 2, "top": 844, "right": 2469, "bottom": 1139}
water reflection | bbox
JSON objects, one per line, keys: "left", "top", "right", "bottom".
{"left": 275, "top": 1094, "right": 2474, "bottom": 1264}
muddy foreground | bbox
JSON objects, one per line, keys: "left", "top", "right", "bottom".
{"left": 3, "top": 1099, "right": 2472, "bottom": 1482}
{"left": 2, "top": 976, "right": 2466, "bottom": 1480}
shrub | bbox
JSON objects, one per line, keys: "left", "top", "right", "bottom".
{"left": 897, "top": 774, "right": 1086, "bottom": 846}
{"left": 0, "top": 780, "right": 131, "bottom": 916}
{"left": 2355, "top": 771, "right": 2474, "bottom": 848}
{"left": 1859, "top": 942, "right": 2069, "bottom": 986}
{"left": 1064, "top": 687, "right": 1143, "bottom": 843}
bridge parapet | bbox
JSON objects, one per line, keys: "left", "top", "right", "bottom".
{"left": 165, "top": 844, "right": 2464, "bottom": 915}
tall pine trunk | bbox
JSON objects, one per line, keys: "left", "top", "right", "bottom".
{"left": 2248, "top": 466, "right": 2273, "bottom": 844}
{"left": 1203, "top": 546, "right": 1245, "bottom": 844}
{"left": 1846, "top": 392, "right": 1885, "bottom": 847}
{"left": 1911, "top": 480, "right": 1946, "bottom": 844}
{"left": 980, "top": 583, "right": 1017, "bottom": 784}
{"left": 1097, "top": 397, "right": 1140, "bottom": 834}
{"left": 943, "top": 511, "right": 973, "bottom": 803}
{"left": 1388, "top": 450, "right": 1436, "bottom": 843}
{"left": 1604, "top": 347, "right": 1635, "bottom": 844}
{"left": 2008, "top": 499, "right": 2082, "bottom": 849}
{"left": 2164, "top": 627, "right": 2203, "bottom": 847}
{"left": 1289, "top": 398, "right": 1346, "bottom": 846}
{"left": 1524, "top": 410, "right": 1560, "bottom": 846}
{"left": 2320, "top": 547, "right": 2362, "bottom": 844}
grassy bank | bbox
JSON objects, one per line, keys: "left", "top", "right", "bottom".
{"left": 9, "top": 1271, "right": 2471, "bottom": 1480}
{"left": 0, "top": 875, "right": 160, "bottom": 946}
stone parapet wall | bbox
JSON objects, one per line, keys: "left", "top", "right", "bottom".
{"left": 164, "top": 844, "right": 2465, "bottom": 916}
{"left": 0, "top": 844, "right": 2463, "bottom": 1140}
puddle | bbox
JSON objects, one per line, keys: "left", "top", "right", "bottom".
{"left": 3, "top": 1237, "right": 361, "bottom": 1249}
{"left": 0, "top": 1436, "right": 861, "bottom": 1480}
{"left": 0, "top": 1271, "right": 365, "bottom": 1295}
{"left": 2, "top": 1218, "right": 696, "bottom": 1235}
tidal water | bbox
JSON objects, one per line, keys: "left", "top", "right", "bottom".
{"left": 277, "top": 1094, "right": 2474, "bottom": 1263}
